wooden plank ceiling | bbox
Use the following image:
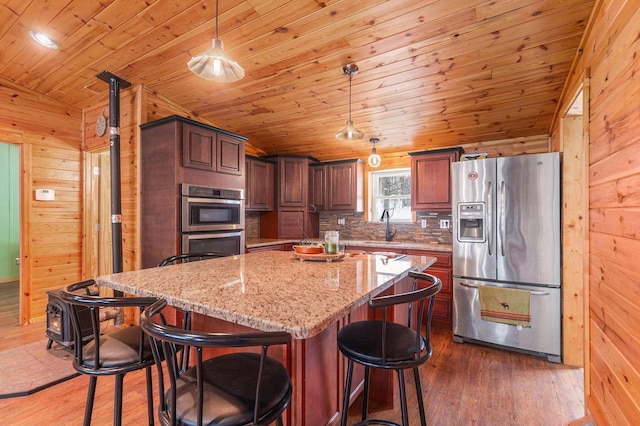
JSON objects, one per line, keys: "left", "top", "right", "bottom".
{"left": 0, "top": 0, "right": 594, "bottom": 161}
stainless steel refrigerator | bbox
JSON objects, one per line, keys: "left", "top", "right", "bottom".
{"left": 451, "top": 152, "right": 561, "bottom": 362}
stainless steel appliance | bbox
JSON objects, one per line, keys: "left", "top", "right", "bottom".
{"left": 181, "top": 184, "right": 244, "bottom": 232}
{"left": 452, "top": 152, "right": 561, "bottom": 362}
{"left": 180, "top": 184, "right": 245, "bottom": 255}
{"left": 181, "top": 231, "right": 245, "bottom": 257}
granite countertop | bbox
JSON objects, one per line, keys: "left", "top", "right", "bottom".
{"left": 246, "top": 238, "right": 452, "bottom": 253}
{"left": 97, "top": 251, "right": 436, "bottom": 339}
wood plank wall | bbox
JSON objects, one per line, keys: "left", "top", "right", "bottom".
{"left": 83, "top": 87, "right": 140, "bottom": 275}
{"left": 551, "top": 0, "right": 640, "bottom": 423}
{"left": 0, "top": 77, "right": 83, "bottom": 324}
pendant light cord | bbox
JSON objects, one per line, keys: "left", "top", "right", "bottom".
{"left": 348, "top": 74, "right": 352, "bottom": 121}
{"left": 215, "top": 0, "right": 219, "bottom": 40}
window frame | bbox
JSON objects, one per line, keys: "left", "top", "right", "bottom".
{"left": 368, "top": 167, "right": 412, "bottom": 223}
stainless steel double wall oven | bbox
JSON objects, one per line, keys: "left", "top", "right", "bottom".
{"left": 180, "top": 184, "right": 245, "bottom": 256}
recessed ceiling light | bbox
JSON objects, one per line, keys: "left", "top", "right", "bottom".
{"left": 29, "top": 30, "right": 58, "bottom": 49}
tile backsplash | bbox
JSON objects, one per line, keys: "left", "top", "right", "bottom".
{"left": 246, "top": 211, "right": 453, "bottom": 244}
{"left": 319, "top": 212, "right": 453, "bottom": 244}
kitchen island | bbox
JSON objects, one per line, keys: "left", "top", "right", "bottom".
{"left": 97, "top": 250, "right": 436, "bottom": 425}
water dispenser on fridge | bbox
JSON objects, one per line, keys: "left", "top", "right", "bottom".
{"left": 457, "top": 203, "right": 485, "bottom": 242}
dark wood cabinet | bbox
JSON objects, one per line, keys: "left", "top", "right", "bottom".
{"left": 309, "top": 159, "right": 364, "bottom": 212}
{"left": 344, "top": 245, "right": 453, "bottom": 323}
{"left": 410, "top": 147, "right": 463, "bottom": 211}
{"left": 182, "top": 122, "right": 216, "bottom": 171}
{"left": 140, "top": 115, "right": 246, "bottom": 268}
{"left": 327, "top": 160, "right": 364, "bottom": 211}
{"left": 217, "top": 134, "right": 243, "bottom": 175}
{"left": 245, "top": 156, "right": 274, "bottom": 211}
{"left": 182, "top": 121, "right": 243, "bottom": 175}
{"left": 259, "top": 155, "right": 319, "bottom": 239}
{"left": 278, "top": 156, "right": 308, "bottom": 207}
{"left": 404, "top": 249, "right": 452, "bottom": 323}
{"left": 309, "top": 164, "right": 326, "bottom": 210}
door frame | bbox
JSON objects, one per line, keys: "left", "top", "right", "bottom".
{"left": 560, "top": 76, "right": 590, "bottom": 372}
{"left": 0, "top": 142, "right": 22, "bottom": 323}
{"left": 83, "top": 148, "right": 113, "bottom": 281}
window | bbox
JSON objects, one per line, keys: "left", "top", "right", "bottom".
{"left": 369, "top": 168, "right": 412, "bottom": 222}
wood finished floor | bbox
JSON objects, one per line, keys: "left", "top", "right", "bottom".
{"left": 0, "top": 282, "right": 585, "bottom": 425}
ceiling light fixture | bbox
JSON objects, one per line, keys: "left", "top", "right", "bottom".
{"left": 336, "top": 63, "right": 364, "bottom": 141}
{"left": 29, "top": 30, "right": 58, "bottom": 50}
{"left": 187, "top": 0, "right": 244, "bottom": 82}
{"left": 368, "top": 138, "right": 381, "bottom": 168}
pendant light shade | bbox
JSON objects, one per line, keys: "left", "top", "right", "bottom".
{"left": 336, "top": 63, "right": 364, "bottom": 141}
{"left": 368, "top": 138, "right": 381, "bottom": 168}
{"left": 188, "top": 0, "right": 244, "bottom": 82}
{"left": 336, "top": 120, "right": 364, "bottom": 141}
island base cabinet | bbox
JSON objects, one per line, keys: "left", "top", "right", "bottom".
{"left": 189, "top": 278, "right": 418, "bottom": 426}
{"left": 292, "top": 323, "right": 342, "bottom": 425}
{"left": 192, "top": 314, "right": 343, "bottom": 426}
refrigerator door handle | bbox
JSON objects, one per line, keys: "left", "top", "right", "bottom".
{"left": 459, "top": 282, "right": 550, "bottom": 296}
{"left": 487, "top": 180, "right": 493, "bottom": 256}
{"left": 499, "top": 180, "right": 506, "bottom": 257}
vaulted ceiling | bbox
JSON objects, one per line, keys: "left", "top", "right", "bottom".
{"left": 1, "top": 0, "right": 594, "bottom": 161}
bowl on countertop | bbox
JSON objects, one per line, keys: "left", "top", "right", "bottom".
{"left": 293, "top": 244, "right": 325, "bottom": 254}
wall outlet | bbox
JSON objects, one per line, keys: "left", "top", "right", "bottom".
{"left": 337, "top": 218, "right": 346, "bottom": 225}
{"left": 421, "top": 219, "right": 427, "bottom": 228}
{"left": 440, "top": 219, "right": 450, "bottom": 229}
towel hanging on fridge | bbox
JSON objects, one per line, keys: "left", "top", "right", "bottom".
{"left": 478, "top": 285, "right": 531, "bottom": 326}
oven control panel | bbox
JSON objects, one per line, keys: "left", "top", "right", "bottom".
{"left": 181, "top": 183, "right": 243, "bottom": 200}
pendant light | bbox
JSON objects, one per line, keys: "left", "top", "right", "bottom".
{"left": 336, "top": 63, "right": 364, "bottom": 141}
{"left": 187, "top": 0, "right": 244, "bottom": 82}
{"left": 368, "top": 138, "right": 381, "bottom": 167}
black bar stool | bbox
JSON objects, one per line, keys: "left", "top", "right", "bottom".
{"left": 158, "top": 252, "right": 227, "bottom": 372}
{"left": 142, "top": 298, "right": 293, "bottom": 426}
{"left": 338, "top": 271, "right": 442, "bottom": 426}
{"left": 60, "top": 279, "right": 158, "bottom": 426}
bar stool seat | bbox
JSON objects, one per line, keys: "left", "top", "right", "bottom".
{"left": 338, "top": 271, "right": 442, "bottom": 426}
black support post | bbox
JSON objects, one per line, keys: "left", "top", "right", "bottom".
{"left": 96, "top": 71, "right": 131, "bottom": 276}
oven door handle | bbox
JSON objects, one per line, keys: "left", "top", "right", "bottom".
{"left": 459, "top": 282, "right": 550, "bottom": 296}
{"left": 187, "top": 197, "right": 242, "bottom": 205}
{"left": 184, "top": 230, "right": 243, "bottom": 240}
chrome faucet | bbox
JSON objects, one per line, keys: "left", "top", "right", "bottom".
{"left": 380, "top": 209, "right": 398, "bottom": 242}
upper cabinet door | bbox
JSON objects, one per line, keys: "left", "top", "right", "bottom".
{"left": 183, "top": 122, "right": 243, "bottom": 176}
{"left": 217, "top": 135, "right": 243, "bottom": 175}
{"left": 410, "top": 148, "right": 463, "bottom": 211}
{"left": 327, "top": 161, "right": 364, "bottom": 212}
{"left": 183, "top": 122, "right": 217, "bottom": 171}
{"left": 278, "top": 157, "right": 308, "bottom": 207}
{"left": 309, "top": 164, "right": 326, "bottom": 211}
{"left": 246, "top": 157, "right": 274, "bottom": 211}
